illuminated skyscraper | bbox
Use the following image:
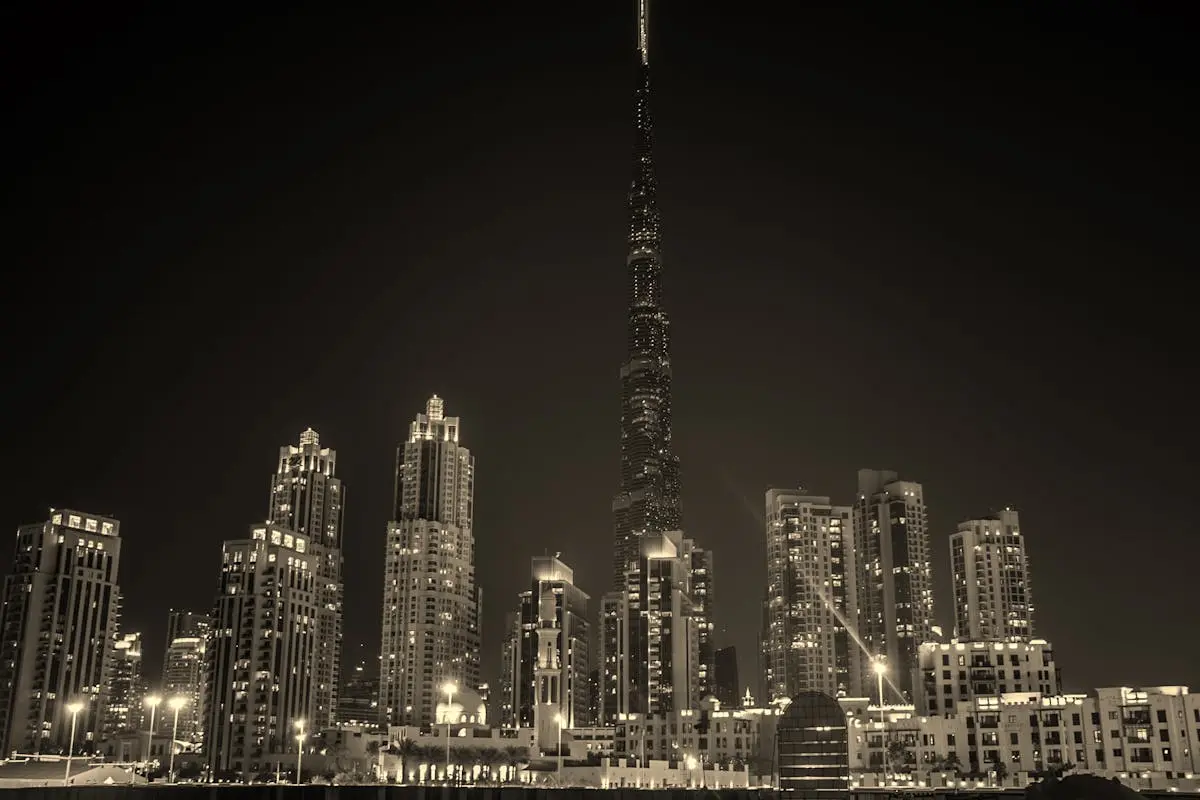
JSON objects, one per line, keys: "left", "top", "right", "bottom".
{"left": 379, "top": 395, "right": 479, "bottom": 726}
{"left": 0, "top": 510, "right": 122, "bottom": 755}
{"left": 269, "top": 428, "right": 344, "bottom": 729}
{"left": 852, "top": 469, "right": 934, "bottom": 702}
{"left": 951, "top": 508, "right": 1034, "bottom": 641}
{"left": 762, "top": 489, "right": 859, "bottom": 702}
{"left": 612, "top": 0, "right": 682, "bottom": 589}
{"left": 103, "top": 631, "right": 144, "bottom": 736}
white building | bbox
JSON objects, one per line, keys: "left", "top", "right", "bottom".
{"left": 913, "top": 639, "right": 1060, "bottom": 716}
{"left": 612, "top": 697, "right": 781, "bottom": 767}
{"left": 762, "top": 489, "right": 857, "bottom": 702}
{"left": 379, "top": 395, "right": 480, "bottom": 726}
{"left": 950, "top": 508, "right": 1034, "bottom": 641}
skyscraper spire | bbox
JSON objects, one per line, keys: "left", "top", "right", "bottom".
{"left": 612, "top": 0, "right": 681, "bottom": 589}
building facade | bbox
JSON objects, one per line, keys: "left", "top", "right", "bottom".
{"left": 763, "top": 489, "right": 858, "bottom": 703}
{"left": 853, "top": 469, "right": 934, "bottom": 701}
{"left": 204, "top": 524, "right": 319, "bottom": 774}
{"left": 497, "top": 611, "right": 519, "bottom": 728}
{"left": 601, "top": 531, "right": 703, "bottom": 724}
{"left": 913, "top": 639, "right": 1061, "bottom": 716}
{"left": 611, "top": 0, "right": 682, "bottom": 591}
{"left": 103, "top": 631, "right": 143, "bottom": 736}
{"left": 612, "top": 695, "right": 780, "bottom": 765}
{"left": 162, "top": 633, "right": 206, "bottom": 744}
{"left": 511, "top": 555, "right": 590, "bottom": 747}
{"left": 379, "top": 395, "right": 480, "bottom": 726}
{"left": 268, "top": 428, "right": 344, "bottom": 729}
{"left": 164, "top": 609, "right": 210, "bottom": 650}
{"left": 0, "top": 509, "right": 122, "bottom": 755}
{"left": 336, "top": 653, "right": 379, "bottom": 728}
{"left": 951, "top": 508, "right": 1034, "bottom": 642}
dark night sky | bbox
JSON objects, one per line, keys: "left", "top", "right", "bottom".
{"left": 3, "top": 4, "right": 1196, "bottom": 697}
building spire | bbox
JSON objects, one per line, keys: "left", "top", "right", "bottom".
{"left": 612, "top": 0, "right": 680, "bottom": 589}
{"left": 637, "top": 0, "right": 649, "bottom": 65}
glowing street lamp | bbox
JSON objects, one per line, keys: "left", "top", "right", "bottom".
{"left": 873, "top": 658, "right": 889, "bottom": 728}
{"left": 167, "top": 696, "right": 187, "bottom": 783}
{"left": 143, "top": 694, "right": 163, "bottom": 734}
{"left": 441, "top": 682, "right": 457, "bottom": 779}
{"left": 294, "top": 719, "right": 307, "bottom": 784}
{"left": 686, "top": 755, "right": 698, "bottom": 788}
{"left": 64, "top": 701, "right": 84, "bottom": 786}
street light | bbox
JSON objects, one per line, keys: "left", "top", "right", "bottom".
{"left": 872, "top": 658, "right": 888, "bottom": 726}
{"left": 64, "top": 701, "right": 84, "bottom": 786}
{"left": 555, "top": 713, "right": 566, "bottom": 774}
{"left": 686, "top": 755, "right": 698, "bottom": 789}
{"left": 294, "top": 719, "right": 307, "bottom": 785}
{"left": 167, "top": 696, "right": 187, "bottom": 783}
{"left": 143, "top": 695, "right": 163, "bottom": 734}
{"left": 441, "top": 681, "right": 457, "bottom": 780}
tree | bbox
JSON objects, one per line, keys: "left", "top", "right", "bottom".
{"left": 942, "top": 752, "right": 963, "bottom": 776}
{"left": 886, "top": 739, "right": 908, "bottom": 776}
{"left": 990, "top": 757, "right": 1008, "bottom": 785}
{"left": 395, "top": 738, "right": 419, "bottom": 784}
{"left": 477, "top": 746, "right": 503, "bottom": 781}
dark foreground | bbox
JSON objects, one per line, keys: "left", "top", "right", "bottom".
{"left": 0, "top": 788, "right": 1185, "bottom": 799}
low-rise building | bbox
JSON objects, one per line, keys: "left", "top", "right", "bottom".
{"left": 612, "top": 697, "right": 781, "bottom": 767}
{"left": 913, "top": 639, "right": 1060, "bottom": 715}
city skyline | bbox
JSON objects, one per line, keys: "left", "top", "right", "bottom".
{"left": 4, "top": 0, "right": 1197, "bottom": 702}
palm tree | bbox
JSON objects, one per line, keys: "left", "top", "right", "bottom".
{"left": 502, "top": 745, "right": 529, "bottom": 782}
{"left": 477, "top": 747, "right": 502, "bottom": 782}
{"left": 885, "top": 738, "right": 908, "bottom": 777}
{"left": 395, "top": 738, "right": 419, "bottom": 784}
{"left": 991, "top": 756, "right": 1009, "bottom": 786}
{"left": 943, "top": 752, "right": 962, "bottom": 776}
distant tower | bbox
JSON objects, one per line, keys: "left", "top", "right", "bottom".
{"left": 713, "top": 646, "right": 739, "bottom": 707}
{"left": 612, "top": 0, "right": 682, "bottom": 590}
{"left": 103, "top": 631, "right": 144, "bottom": 736}
{"left": 763, "top": 489, "right": 859, "bottom": 701}
{"left": 379, "top": 395, "right": 480, "bottom": 726}
{"left": 951, "top": 508, "right": 1034, "bottom": 641}
{"left": 0, "top": 510, "right": 122, "bottom": 755}
{"left": 269, "top": 428, "right": 345, "bottom": 729}
{"left": 852, "top": 470, "right": 933, "bottom": 701}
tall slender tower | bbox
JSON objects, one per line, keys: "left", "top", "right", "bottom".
{"left": 379, "top": 395, "right": 479, "bottom": 726}
{"left": 612, "top": 0, "right": 682, "bottom": 589}
{"left": 269, "top": 428, "right": 344, "bottom": 729}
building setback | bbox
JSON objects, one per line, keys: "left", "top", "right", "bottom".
{"left": 0, "top": 509, "right": 122, "bottom": 756}
{"left": 379, "top": 395, "right": 480, "bottom": 726}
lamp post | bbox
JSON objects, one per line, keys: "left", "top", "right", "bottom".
{"left": 143, "top": 694, "right": 162, "bottom": 765}
{"left": 294, "top": 719, "right": 306, "bottom": 785}
{"left": 555, "top": 713, "right": 566, "bottom": 774}
{"left": 64, "top": 701, "right": 84, "bottom": 786}
{"left": 167, "top": 696, "right": 187, "bottom": 783}
{"left": 441, "top": 681, "right": 457, "bottom": 781}
{"left": 686, "top": 755, "right": 698, "bottom": 789}
{"left": 872, "top": 658, "right": 888, "bottom": 726}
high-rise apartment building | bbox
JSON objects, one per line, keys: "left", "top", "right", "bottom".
{"left": 853, "top": 469, "right": 934, "bottom": 702}
{"left": 763, "top": 489, "right": 859, "bottom": 702}
{"left": 162, "top": 609, "right": 210, "bottom": 745}
{"left": 950, "top": 508, "right": 1034, "bottom": 642}
{"left": 204, "top": 523, "right": 319, "bottom": 774}
{"left": 600, "top": 530, "right": 703, "bottom": 724}
{"left": 164, "top": 609, "right": 211, "bottom": 651}
{"left": 268, "top": 428, "right": 344, "bottom": 730}
{"left": 379, "top": 395, "right": 480, "bottom": 726}
{"left": 611, "top": 0, "right": 682, "bottom": 590}
{"left": 497, "top": 611, "right": 519, "bottom": 728}
{"left": 103, "top": 631, "right": 143, "bottom": 736}
{"left": 690, "top": 548, "right": 715, "bottom": 698}
{"left": 0, "top": 510, "right": 122, "bottom": 755}
{"left": 511, "top": 555, "right": 590, "bottom": 747}
{"left": 163, "top": 633, "right": 207, "bottom": 744}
